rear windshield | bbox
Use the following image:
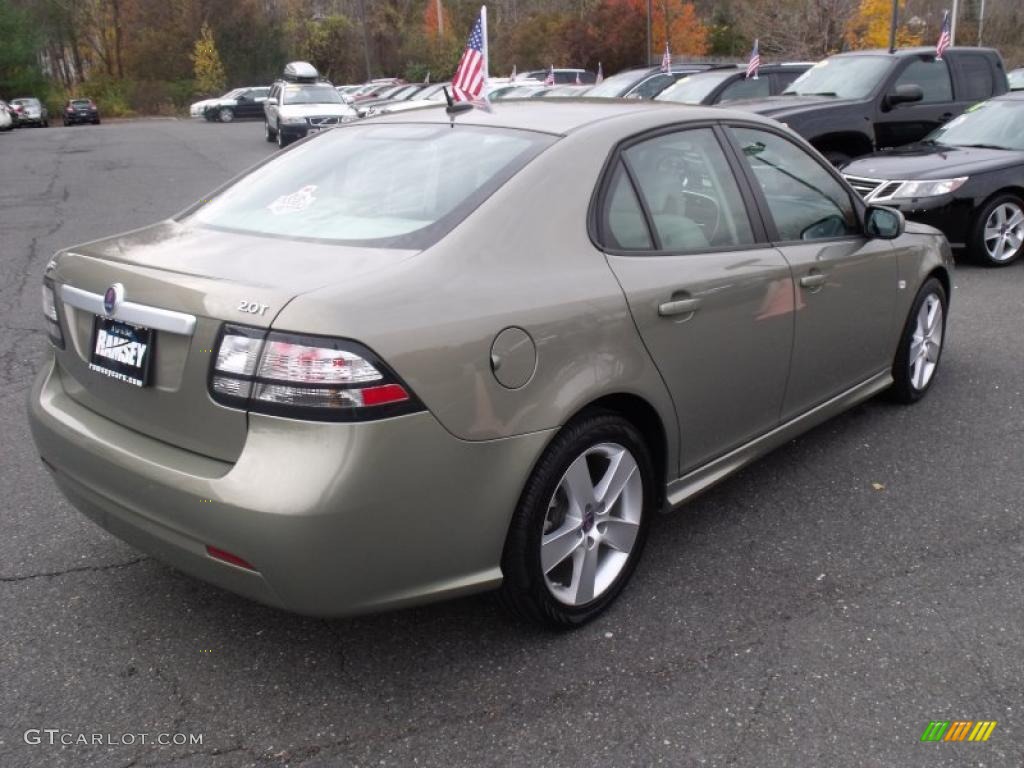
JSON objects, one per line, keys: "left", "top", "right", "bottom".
{"left": 71, "top": 99, "right": 91, "bottom": 107}
{"left": 657, "top": 71, "right": 735, "bottom": 103}
{"left": 190, "top": 123, "right": 555, "bottom": 248}
{"left": 283, "top": 85, "right": 343, "bottom": 105}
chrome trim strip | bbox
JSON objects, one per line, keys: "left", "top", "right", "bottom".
{"left": 664, "top": 371, "right": 893, "bottom": 510}
{"left": 59, "top": 284, "right": 197, "bottom": 335}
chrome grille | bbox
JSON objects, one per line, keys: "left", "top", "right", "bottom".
{"left": 309, "top": 116, "right": 341, "bottom": 127}
{"left": 844, "top": 175, "right": 884, "bottom": 198}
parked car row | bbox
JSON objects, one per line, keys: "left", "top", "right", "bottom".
{"left": 0, "top": 96, "right": 101, "bottom": 130}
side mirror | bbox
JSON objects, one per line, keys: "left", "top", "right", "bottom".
{"left": 886, "top": 83, "right": 923, "bottom": 108}
{"left": 866, "top": 205, "right": 905, "bottom": 239}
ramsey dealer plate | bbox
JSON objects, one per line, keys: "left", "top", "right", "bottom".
{"left": 89, "top": 317, "right": 154, "bottom": 387}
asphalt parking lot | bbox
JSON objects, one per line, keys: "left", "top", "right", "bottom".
{"left": 1, "top": 117, "right": 1022, "bottom": 768}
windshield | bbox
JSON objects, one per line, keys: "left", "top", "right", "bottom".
{"left": 657, "top": 71, "right": 735, "bottom": 103}
{"left": 71, "top": 99, "right": 91, "bottom": 107}
{"left": 221, "top": 89, "right": 244, "bottom": 99}
{"left": 283, "top": 85, "right": 343, "bottom": 105}
{"left": 190, "top": 123, "right": 554, "bottom": 247}
{"left": 926, "top": 99, "right": 1024, "bottom": 151}
{"left": 784, "top": 56, "right": 891, "bottom": 99}
{"left": 586, "top": 69, "right": 647, "bottom": 97}
{"left": 13, "top": 98, "right": 39, "bottom": 107}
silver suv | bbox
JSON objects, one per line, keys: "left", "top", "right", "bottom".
{"left": 263, "top": 61, "right": 357, "bottom": 148}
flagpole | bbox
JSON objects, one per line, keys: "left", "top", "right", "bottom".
{"left": 481, "top": 5, "right": 489, "bottom": 82}
{"left": 950, "top": 0, "right": 958, "bottom": 45}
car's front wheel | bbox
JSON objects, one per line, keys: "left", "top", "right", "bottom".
{"left": 499, "top": 411, "right": 654, "bottom": 628}
{"left": 276, "top": 122, "right": 290, "bottom": 149}
{"left": 218, "top": 107, "right": 234, "bottom": 123}
{"left": 889, "top": 277, "right": 947, "bottom": 404}
{"left": 970, "top": 194, "right": 1024, "bottom": 266}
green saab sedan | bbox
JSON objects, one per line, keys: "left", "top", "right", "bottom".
{"left": 28, "top": 101, "right": 953, "bottom": 627}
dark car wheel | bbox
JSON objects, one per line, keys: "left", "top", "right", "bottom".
{"left": 889, "top": 277, "right": 947, "bottom": 404}
{"left": 499, "top": 410, "right": 654, "bottom": 629}
{"left": 276, "top": 123, "right": 290, "bottom": 149}
{"left": 969, "top": 194, "right": 1024, "bottom": 266}
{"left": 93, "top": 118, "right": 100, "bottom": 125}
{"left": 264, "top": 119, "right": 275, "bottom": 142}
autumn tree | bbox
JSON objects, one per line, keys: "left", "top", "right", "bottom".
{"left": 651, "top": 0, "right": 710, "bottom": 59}
{"left": 845, "top": 0, "right": 922, "bottom": 49}
{"left": 192, "top": 22, "right": 226, "bottom": 96}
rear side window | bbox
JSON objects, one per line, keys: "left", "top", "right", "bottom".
{"left": 191, "top": 124, "right": 554, "bottom": 248}
{"left": 607, "top": 127, "right": 755, "bottom": 252}
{"left": 894, "top": 59, "right": 952, "bottom": 103}
{"left": 958, "top": 55, "right": 995, "bottom": 100}
{"left": 602, "top": 164, "right": 653, "bottom": 250}
{"left": 730, "top": 127, "right": 858, "bottom": 242}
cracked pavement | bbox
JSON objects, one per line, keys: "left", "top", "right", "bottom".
{"left": 1, "top": 119, "right": 1023, "bottom": 768}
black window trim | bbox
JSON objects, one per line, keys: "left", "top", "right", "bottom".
{"left": 718, "top": 120, "right": 869, "bottom": 247}
{"left": 588, "top": 120, "right": 772, "bottom": 258}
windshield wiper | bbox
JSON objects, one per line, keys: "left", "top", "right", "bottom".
{"left": 956, "top": 142, "right": 1009, "bottom": 151}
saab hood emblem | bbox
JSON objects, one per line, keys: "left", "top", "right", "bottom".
{"left": 103, "top": 283, "right": 124, "bottom": 316}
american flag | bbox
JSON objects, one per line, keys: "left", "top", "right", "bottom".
{"left": 746, "top": 39, "right": 760, "bottom": 80}
{"left": 935, "top": 10, "right": 951, "bottom": 60}
{"left": 452, "top": 12, "right": 486, "bottom": 102}
{"left": 544, "top": 65, "right": 555, "bottom": 86}
{"left": 596, "top": 62, "right": 604, "bottom": 84}
{"left": 660, "top": 41, "right": 671, "bottom": 73}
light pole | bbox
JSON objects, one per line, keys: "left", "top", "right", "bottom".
{"left": 888, "top": 0, "right": 899, "bottom": 53}
{"left": 646, "top": 0, "right": 652, "bottom": 67}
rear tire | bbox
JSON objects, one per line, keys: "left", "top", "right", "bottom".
{"left": 889, "top": 277, "right": 947, "bottom": 404}
{"left": 498, "top": 410, "right": 654, "bottom": 629}
{"left": 968, "top": 194, "right": 1024, "bottom": 266}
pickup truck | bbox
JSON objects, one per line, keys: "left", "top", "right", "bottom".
{"left": 728, "top": 47, "right": 1009, "bottom": 164}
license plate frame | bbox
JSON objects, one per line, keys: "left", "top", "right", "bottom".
{"left": 89, "top": 316, "right": 155, "bottom": 387}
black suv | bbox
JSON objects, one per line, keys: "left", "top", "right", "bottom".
{"left": 729, "top": 47, "right": 1008, "bottom": 164}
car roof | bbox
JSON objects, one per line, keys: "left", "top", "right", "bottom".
{"left": 369, "top": 98, "right": 773, "bottom": 136}
{"left": 832, "top": 46, "right": 1001, "bottom": 58}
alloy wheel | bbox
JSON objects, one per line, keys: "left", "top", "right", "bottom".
{"left": 982, "top": 202, "right": 1024, "bottom": 263}
{"left": 540, "top": 442, "right": 643, "bottom": 606}
{"left": 218, "top": 107, "right": 234, "bottom": 123}
{"left": 909, "top": 293, "right": 943, "bottom": 391}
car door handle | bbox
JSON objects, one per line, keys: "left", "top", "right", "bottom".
{"left": 658, "top": 297, "right": 703, "bottom": 317}
{"left": 799, "top": 273, "right": 827, "bottom": 289}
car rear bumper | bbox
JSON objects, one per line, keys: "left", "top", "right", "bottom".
{"left": 28, "top": 356, "right": 553, "bottom": 617}
{"left": 64, "top": 114, "right": 97, "bottom": 123}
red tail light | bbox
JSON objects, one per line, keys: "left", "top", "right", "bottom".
{"left": 209, "top": 325, "right": 424, "bottom": 421}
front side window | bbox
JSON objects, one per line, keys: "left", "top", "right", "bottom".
{"left": 619, "top": 128, "right": 755, "bottom": 252}
{"left": 718, "top": 76, "right": 771, "bottom": 103}
{"left": 190, "top": 124, "right": 554, "bottom": 247}
{"left": 893, "top": 59, "right": 952, "bottom": 103}
{"left": 730, "top": 127, "right": 858, "bottom": 242}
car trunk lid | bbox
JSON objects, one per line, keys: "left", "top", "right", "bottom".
{"left": 50, "top": 219, "right": 415, "bottom": 462}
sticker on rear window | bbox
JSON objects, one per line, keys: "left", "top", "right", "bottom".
{"left": 268, "top": 185, "right": 317, "bottom": 215}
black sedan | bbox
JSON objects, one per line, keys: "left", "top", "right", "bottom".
{"left": 842, "top": 91, "right": 1024, "bottom": 266}
{"left": 62, "top": 99, "right": 100, "bottom": 125}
